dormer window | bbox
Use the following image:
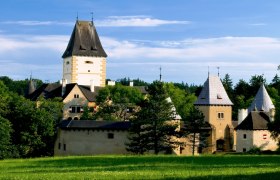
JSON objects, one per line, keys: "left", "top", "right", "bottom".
{"left": 79, "top": 45, "right": 86, "bottom": 50}
{"left": 85, "top": 61, "right": 93, "bottom": 64}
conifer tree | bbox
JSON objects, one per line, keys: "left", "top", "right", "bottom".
{"left": 182, "top": 106, "right": 209, "bottom": 155}
{"left": 126, "top": 81, "right": 181, "bottom": 154}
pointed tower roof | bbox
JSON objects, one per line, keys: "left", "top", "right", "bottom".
{"left": 194, "top": 75, "right": 233, "bottom": 105}
{"left": 62, "top": 20, "right": 107, "bottom": 58}
{"left": 28, "top": 76, "right": 35, "bottom": 95}
{"left": 248, "top": 84, "right": 275, "bottom": 113}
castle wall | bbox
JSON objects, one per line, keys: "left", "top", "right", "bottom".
{"left": 54, "top": 129, "right": 129, "bottom": 156}
{"left": 236, "top": 130, "right": 278, "bottom": 152}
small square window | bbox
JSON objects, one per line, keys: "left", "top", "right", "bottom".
{"left": 243, "top": 134, "right": 247, "bottom": 139}
{"left": 108, "top": 133, "right": 114, "bottom": 139}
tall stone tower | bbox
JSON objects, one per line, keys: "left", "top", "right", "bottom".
{"left": 62, "top": 20, "right": 107, "bottom": 87}
{"left": 194, "top": 75, "right": 234, "bottom": 153}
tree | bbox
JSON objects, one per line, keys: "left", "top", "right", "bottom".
{"left": 0, "top": 116, "right": 12, "bottom": 159}
{"left": 222, "top": 74, "right": 234, "bottom": 100}
{"left": 7, "top": 94, "right": 62, "bottom": 157}
{"left": 126, "top": 81, "right": 181, "bottom": 154}
{"left": 165, "top": 82, "right": 196, "bottom": 119}
{"left": 93, "top": 84, "right": 144, "bottom": 121}
{"left": 182, "top": 106, "right": 209, "bottom": 155}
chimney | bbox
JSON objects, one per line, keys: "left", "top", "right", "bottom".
{"left": 108, "top": 80, "right": 115, "bottom": 86}
{"left": 269, "top": 108, "right": 275, "bottom": 121}
{"left": 62, "top": 79, "right": 67, "bottom": 96}
{"left": 90, "top": 80, "right": 95, "bottom": 92}
{"left": 238, "top": 109, "right": 248, "bottom": 125}
{"left": 129, "top": 81, "right": 134, "bottom": 87}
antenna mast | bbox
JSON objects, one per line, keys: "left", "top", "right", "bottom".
{"left": 90, "top": 12, "right": 94, "bottom": 22}
{"left": 160, "top": 66, "right": 162, "bottom": 82}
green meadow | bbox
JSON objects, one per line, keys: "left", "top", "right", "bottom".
{"left": 0, "top": 155, "right": 280, "bottom": 179}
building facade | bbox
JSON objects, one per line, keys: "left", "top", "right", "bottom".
{"left": 194, "top": 75, "right": 234, "bottom": 153}
{"left": 235, "top": 84, "right": 277, "bottom": 152}
{"left": 62, "top": 20, "right": 107, "bottom": 87}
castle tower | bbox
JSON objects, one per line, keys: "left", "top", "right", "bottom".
{"left": 248, "top": 84, "right": 275, "bottom": 113}
{"left": 62, "top": 20, "right": 107, "bottom": 87}
{"left": 194, "top": 75, "right": 233, "bottom": 153}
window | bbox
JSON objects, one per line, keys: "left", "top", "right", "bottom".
{"left": 74, "top": 94, "right": 79, "bottom": 98}
{"left": 58, "top": 143, "right": 61, "bottom": 150}
{"left": 243, "top": 134, "right": 247, "bottom": 139}
{"left": 66, "top": 61, "right": 70, "bottom": 65}
{"left": 63, "top": 144, "right": 66, "bottom": 151}
{"left": 108, "top": 133, "right": 114, "bottom": 139}
{"left": 85, "top": 61, "right": 93, "bottom": 64}
{"left": 243, "top": 148, "right": 246, "bottom": 152}
{"left": 217, "top": 112, "right": 224, "bottom": 119}
{"left": 88, "top": 70, "right": 91, "bottom": 72}
{"left": 69, "top": 106, "right": 83, "bottom": 113}
{"left": 263, "top": 134, "right": 267, "bottom": 140}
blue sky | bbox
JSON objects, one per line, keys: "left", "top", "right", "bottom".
{"left": 1, "top": 0, "right": 280, "bottom": 85}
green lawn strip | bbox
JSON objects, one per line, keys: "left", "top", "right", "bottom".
{"left": 0, "top": 155, "right": 280, "bottom": 179}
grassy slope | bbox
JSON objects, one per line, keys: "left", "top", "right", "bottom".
{"left": 1, "top": 155, "right": 280, "bottom": 179}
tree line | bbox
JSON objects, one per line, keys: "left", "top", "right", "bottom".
{"left": 1, "top": 73, "right": 280, "bottom": 158}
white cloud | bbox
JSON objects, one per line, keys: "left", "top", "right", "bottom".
{"left": 1, "top": 16, "right": 189, "bottom": 27}
{"left": 102, "top": 36, "right": 280, "bottom": 61}
{"left": 0, "top": 33, "right": 279, "bottom": 84}
{"left": 0, "top": 34, "right": 68, "bottom": 53}
{"left": 1, "top": 20, "right": 73, "bottom": 26}
{"left": 96, "top": 16, "right": 190, "bottom": 27}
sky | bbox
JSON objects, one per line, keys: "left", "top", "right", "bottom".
{"left": 1, "top": 0, "right": 280, "bottom": 85}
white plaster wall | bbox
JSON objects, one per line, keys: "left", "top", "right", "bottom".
{"left": 63, "top": 57, "right": 72, "bottom": 83}
{"left": 236, "top": 130, "right": 253, "bottom": 152}
{"left": 252, "top": 130, "right": 278, "bottom": 151}
{"left": 236, "top": 130, "right": 278, "bottom": 152}
{"left": 76, "top": 56, "right": 103, "bottom": 86}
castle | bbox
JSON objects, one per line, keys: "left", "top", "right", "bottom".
{"left": 28, "top": 19, "right": 278, "bottom": 156}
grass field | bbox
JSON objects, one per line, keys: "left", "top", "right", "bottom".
{"left": 1, "top": 155, "right": 280, "bottom": 179}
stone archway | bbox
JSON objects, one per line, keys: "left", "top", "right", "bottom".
{"left": 216, "top": 139, "right": 225, "bottom": 151}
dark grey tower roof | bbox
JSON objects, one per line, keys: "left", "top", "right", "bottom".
{"left": 248, "top": 84, "right": 275, "bottom": 113}
{"left": 62, "top": 20, "right": 107, "bottom": 58}
{"left": 28, "top": 77, "right": 35, "bottom": 95}
{"left": 194, "top": 75, "right": 233, "bottom": 106}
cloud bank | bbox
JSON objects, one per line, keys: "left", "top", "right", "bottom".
{"left": 0, "top": 33, "right": 279, "bottom": 84}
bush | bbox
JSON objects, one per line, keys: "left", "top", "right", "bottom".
{"left": 247, "top": 146, "right": 262, "bottom": 154}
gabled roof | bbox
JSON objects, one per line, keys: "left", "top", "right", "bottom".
{"left": 27, "top": 83, "right": 102, "bottom": 102}
{"left": 248, "top": 84, "right": 275, "bottom": 113}
{"left": 58, "top": 120, "right": 131, "bottom": 130}
{"left": 194, "top": 75, "right": 233, "bottom": 105}
{"left": 62, "top": 20, "right": 107, "bottom": 58}
{"left": 235, "top": 111, "right": 270, "bottom": 130}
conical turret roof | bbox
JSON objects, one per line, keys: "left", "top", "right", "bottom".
{"left": 62, "top": 20, "right": 107, "bottom": 58}
{"left": 248, "top": 84, "right": 275, "bottom": 112}
{"left": 194, "top": 75, "right": 233, "bottom": 105}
